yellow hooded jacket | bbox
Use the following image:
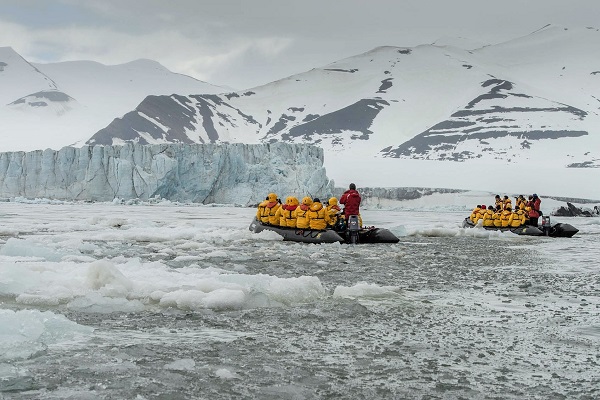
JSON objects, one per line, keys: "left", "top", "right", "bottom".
{"left": 470, "top": 207, "right": 482, "bottom": 223}
{"left": 274, "top": 206, "right": 285, "bottom": 226}
{"left": 276, "top": 196, "right": 299, "bottom": 227}
{"left": 264, "top": 193, "right": 281, "bottom": 225}
{"left": 482, "top": 209, "right": 495, "bottom": 227}
{"left": 293, "top": 197, "right": 312, "bottom": 229}
{"left": 308, "top": 200, "right": 328, "bottom": 230}
{"left": 500, "top": 209, "right": 512, "bottom": 227}
{"left": 509, "top": 209, "right": 526, "bottom": 227}
{"left": 326, "top": 197, "right": 341, "bottom": 227}
{"left": 516, "top": 198, "right": 525, "bottom": 210}
{"left": 256, "top": 199, "right": 269, "bottom": 221}
{"left": 492, "top": 210, "right": 502, "bottom": 227}
{"left": 495, "top": 198, "right": 503, "bottom": 210}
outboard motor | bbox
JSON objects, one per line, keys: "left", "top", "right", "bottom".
{"left": 540, "top": 216, "right": 552, "bottom": 236}
{"left": 347, "top": 215, "right": 360, "bottom": 244}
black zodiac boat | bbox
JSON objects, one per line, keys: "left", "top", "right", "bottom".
{"left": 249, "top": 217, "right": 400, "bottom": 244}
{"left": 462, "top": 216, "right": 578, "bottom": 238}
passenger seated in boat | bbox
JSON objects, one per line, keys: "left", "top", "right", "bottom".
{"left": 326, "top": 197, "right": 341, "bottom": 228}
{"left": 275, "top": 201, "right": 286, "bottom": 226}
{"left": 494, "top": 195, "right": 503, "bottom": 210}
{"left": 478, "top": 205, "right": 487, "bottom": 223}
{"left": 482, "top": 205, "right": 495, "bottom": 227}
{"left": 516, "top": 195, "right": 526, "bottom": 210}
{"left": 501, "top": 206, "right": 513, "bottom": 227}
{"left": 285, "top": 196, "right": 299, "bottom": 227}
{"left": 503, "top": 195, "right": 512, "bottom": 211}
{"left": 308, "top": 198, "right": 328, "bottom": 230}
{"left": 509, "top": 206, "right": 527, "bottom": 227}
{"left": 264, "top": 193, "right": 281, "bottom": 225}
{"left": 293, "top": 197, "right": 312, "bottom": 229}
{"left": 492, "top": 206, "right": 503, "bottom": 227}
{"left": 275, "top": 196, "right": 299, "bottom": 227}
{"left": 257, "top": 196, "right": 269, "bottom": 223}
{"left": 524, "top": 203, "right": 532, "bottom": 225}
{"left": 470, "top": 205, "right": 483, "bottom": 223}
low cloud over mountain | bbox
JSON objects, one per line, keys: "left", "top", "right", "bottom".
{"left": 0, "top": 46, "right": 225, "bottom": 152}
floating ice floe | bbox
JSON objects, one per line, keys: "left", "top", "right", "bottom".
{"left": 1, "top": 256, "right": 329, "bottom": 312}
{"left": 164, "top": 358, "right": 196, "bottom": 372}
{"left": 0, "top": 309, "right": 93, "bottom": 362}
{"left": 333, "top": 282, "right": 401, "bottom": 299}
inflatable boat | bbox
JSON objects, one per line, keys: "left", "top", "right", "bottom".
{"left": 249, "top": 218, "right": 400, "bottom": 244}
{"left": 462, "top": 216, "right": 578, "bottom": 238}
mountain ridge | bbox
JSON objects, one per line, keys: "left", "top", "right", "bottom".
{"left": 2, "top": 27, "right": 599, "bottom": 198}
{"left": 87, "top": 27, "right": 600, "bottom": 169}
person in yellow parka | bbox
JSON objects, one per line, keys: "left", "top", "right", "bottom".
{"left": 482, "top": 205, "right": 495, "bottom": 227}
{"left": 307, "top": 198, "right": 328, "bottom": 230}
{"left": 500, "top": 206, "right": 513, "bottom": 227}
{"left": 509, "top": 206, "right": 527, "bottom": 227}
{"left": 276, "top": 196, "right": 299, "bottom": 227}
{"left": 524, "top": 204, "right": 532, "bottom": 224}
{"left": 503, "top": 195, "right": 512, "bottom": 211}
{"left": 477, "top": 205, "right": 487, "bottom": 224}
{"left": 492, "top": 206, "right": 503, "bottom": 227}
{"left": 256, "top": 196, "right": 269, "bottom": 222}
{"left": 494, "top": 195, "right": 503, "bottom": 210}
{"left": 264, "top": 193, "right": 281, "bottom": 225}
{"left": 293, "top": 196, "right": 312, "bottom": 229}
{"left": 274, "top": 198, "right": 287, "bottom": 226}
{"left": 470, "top": 205, "right": 483, "bottom": 223}
{"left": 516, "top": 195, "right": 526, "bottom": 211}
{"left": 325, "top": 197, "right": 342, "bottom": 228}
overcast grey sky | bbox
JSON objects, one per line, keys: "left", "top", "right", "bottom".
{"left": 2, "top": 0, "right": 599, "bottom": 89}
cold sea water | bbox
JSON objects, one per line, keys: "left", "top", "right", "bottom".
{"left": 0, "top": 201, "right": 598, "bottom": 399}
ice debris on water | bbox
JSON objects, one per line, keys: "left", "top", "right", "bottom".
{"left": 164, "top": 359, "right": 196, "bottom": 371}
{"left": 215, "top": 368, "right": 238, "bottom": 380}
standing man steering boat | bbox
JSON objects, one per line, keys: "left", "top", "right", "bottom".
{"left": 340, "top": 183, "right": 362, "bottom": 227}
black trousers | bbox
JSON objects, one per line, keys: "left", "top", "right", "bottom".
{"left": 529, "top": 217, "right": 539, "bottom": 227}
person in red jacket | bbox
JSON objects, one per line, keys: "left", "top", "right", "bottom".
{"left": 340, "top": 183, "right": 362, "bottom": 221}
{"left": 527, "top": 193, "right": 542, "bottom": 226}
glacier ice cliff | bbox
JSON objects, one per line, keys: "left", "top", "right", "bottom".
{"left": 0, "top": 143, "right": 334, "bottom": 204}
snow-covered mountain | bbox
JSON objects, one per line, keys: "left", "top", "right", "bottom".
{"left": 0, "top": 47, "right": 225, "bottom": 152}
{"left": 3, "top": 26, "right": 600, "bottom": 199}
{"left": 86, "top": 26, "right": 599, "bottom": 158}
{"left": 81, "top": 26, "right": 600, "bottom": 198}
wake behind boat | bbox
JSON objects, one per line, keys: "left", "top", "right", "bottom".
{"left": 249, "top": 217, "right": 400, "bottom": 244}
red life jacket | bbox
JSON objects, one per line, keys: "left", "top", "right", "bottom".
{"left": 282, "top": 205, "right": 297, "bottom": 224}
{"left": 266, "top": 201, "right": 279, "bottom": 218}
